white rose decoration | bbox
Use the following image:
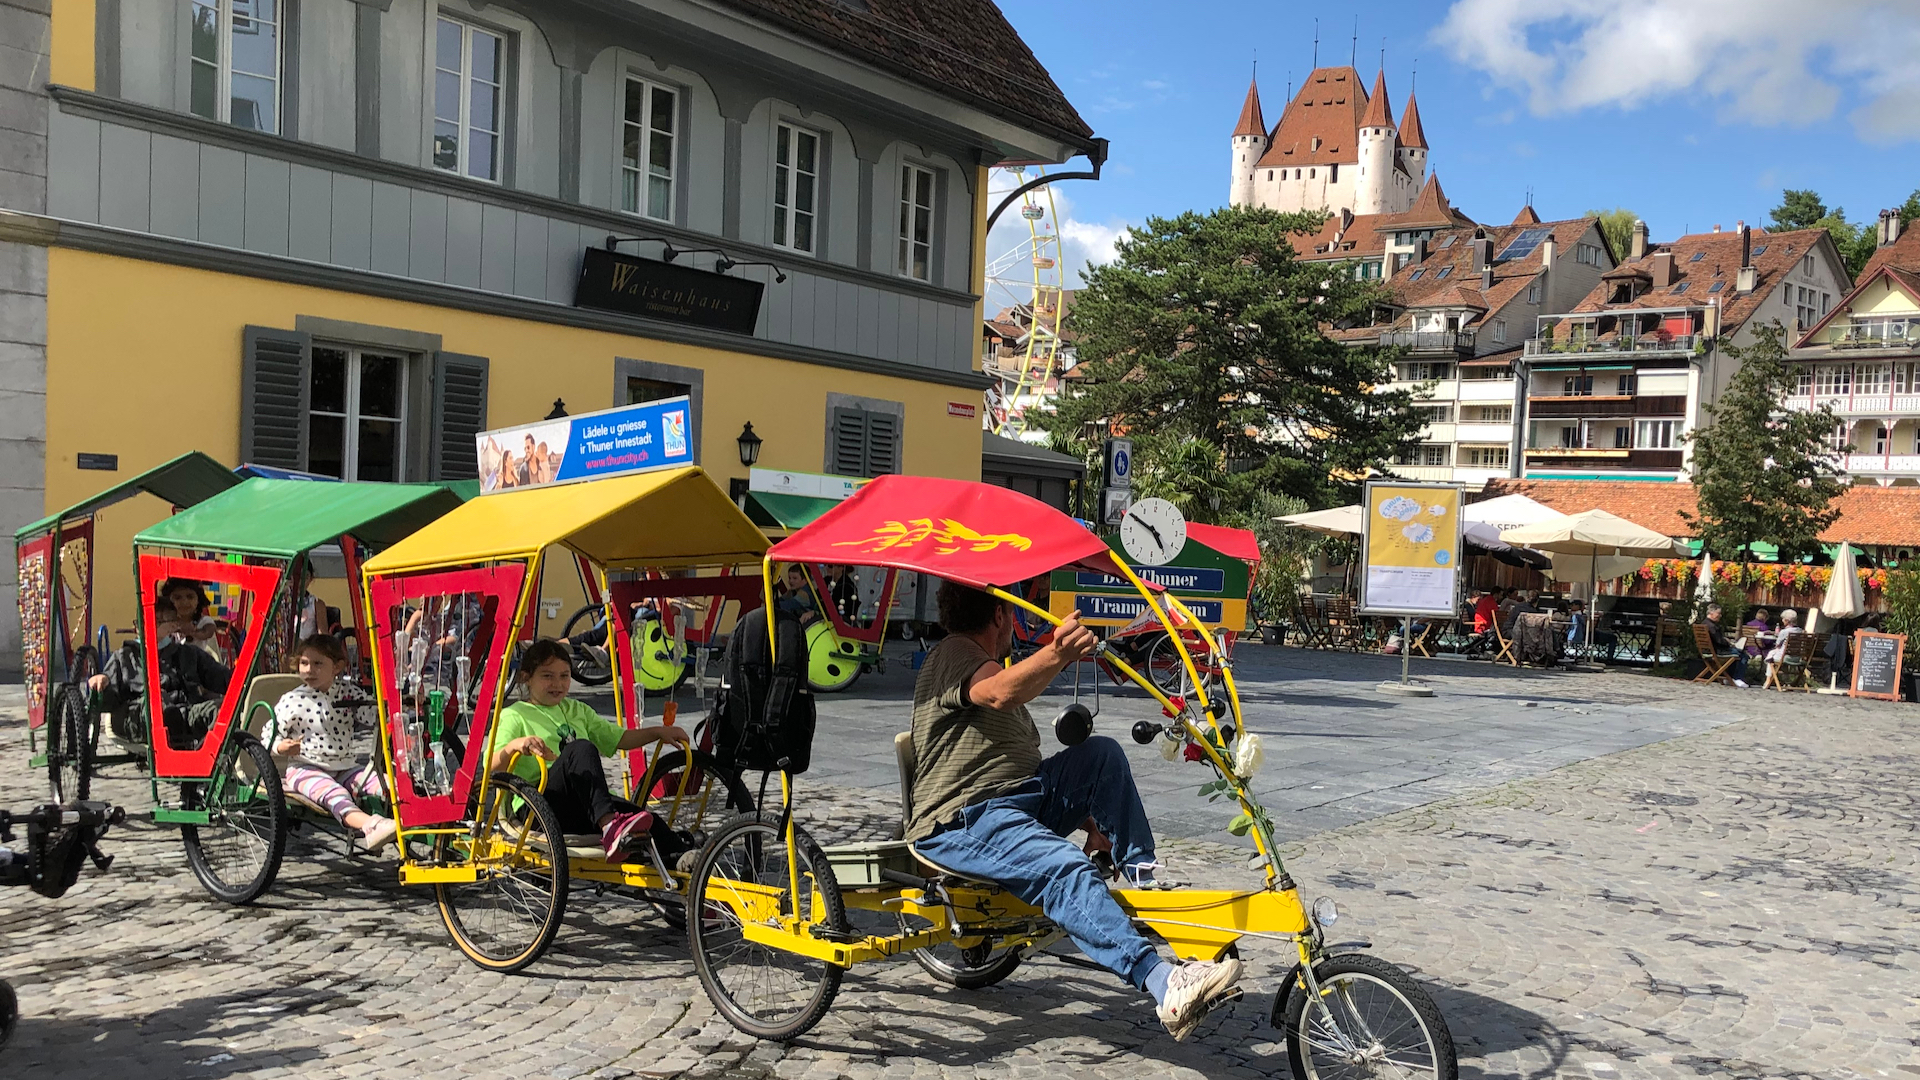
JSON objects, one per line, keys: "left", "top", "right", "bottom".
{"left": 1160, "top": 735, "right": 1182, "bottom": 762}
{"left": 1233, "top": 732, "right": 1265, "bottom": 778}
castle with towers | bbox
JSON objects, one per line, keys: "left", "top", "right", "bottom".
{"left": 1230, "top": 66, "right": 1427, "bottom": 217}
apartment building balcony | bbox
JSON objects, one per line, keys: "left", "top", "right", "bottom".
{"left": 1784, "top": 394, "right": 1920, "bottom": 418}
{"left": 1457, "top": 378, "right": 1517, "bottom": 403}
{"left": 1528, "top": 394, "right": 1688, "bottom": 419}
{"left": 1844, "top": 453, "right": 1920, "bottom": 475}
{"left": 1523, "top": 334, "right": 1700, "bottom": 359}
{"left": 1419, "top": 422, "right": 1457, "bottom": 443}
{"left": 1390, "top": 465, "right": 1455, "bottom": 482}
{"left": 1455, "top": 422, "right": 1515, "bottom": 443}
{"left": 1381, "top": 330, "right": 1477, "bottom": 356}
{"left": 1824, "top": 317, "right": 1920, "bottom": 351}
{"left": 1524, "top": 447, "right": 1685, "bottom": 470}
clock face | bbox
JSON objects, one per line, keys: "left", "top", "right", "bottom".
{"left": 1120, "top": 497, "right": 1188, "bottom": 566}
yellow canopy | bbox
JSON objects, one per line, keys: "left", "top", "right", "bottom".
{"left": 362, "top": 467, "right": 769, "bottom": 575}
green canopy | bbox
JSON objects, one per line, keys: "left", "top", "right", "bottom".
{"left": 133, "top": 478, "right": 464, "bottom": 559}
{"left": 16, "top": 451, "right": 240, "bottom": 542}
{"left": 744, "top": 491, "right": 840, "bottom": 532}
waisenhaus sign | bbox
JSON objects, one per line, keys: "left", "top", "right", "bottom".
{"left": 575, "top": 249, "right": 765, "bottom": 335}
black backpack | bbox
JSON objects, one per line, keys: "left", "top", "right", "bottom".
{"left": 713, "top": 606, "right": 816, "bottom": 775}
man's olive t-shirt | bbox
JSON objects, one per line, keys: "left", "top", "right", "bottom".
{"left": 905, "top": 635, "right": 1042, "bottom": 842}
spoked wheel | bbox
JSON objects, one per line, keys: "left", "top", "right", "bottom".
{"left": 634, "top": 616, "right": 690, "bottom": 694}
{"left": 0, "top": 978, "right": 15, "bottom": 1049}
{"left": 45, "top": 682, "right": 92, "bottom": 804}
{"left": 902, "top": 914, "right": 1023, "bottom": 988}
{"left": 1283, "top": 954, "right": 1458, "bottom": 1079}
{"left": 805, "top": 622, "right": 862, "bottom": 693}
{"left": 562, "top": 605, "right": 614, "bottom": 686}
{"left": 1145, "top": 633, "right": 1218, "bottom": 699}
{"left": 636, "top": 748, "right": 756, "bottom": 929}
{"left": 688, "top": 812, "right": 846, "bottom": 1040}
{"left": 434, "top": 773, "right": 569, "bottom": 973}
{"left": 181, "top": 732, "right": 287, "bottom": 904}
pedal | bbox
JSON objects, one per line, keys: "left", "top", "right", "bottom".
{"left": 1202, "top": 986, "right": 1245, "bottom": 1012}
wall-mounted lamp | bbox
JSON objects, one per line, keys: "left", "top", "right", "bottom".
{"left": 722, "top": 259, "right": 788, "bottom": 283}
{"left": 545, "top": 398, "right": 569, "bottom": 419}
{"left": 736, "top": 421, "right": 763, "bottom": 467}
{"left": 603, "top": 235, "right": 786, "bottom": 283}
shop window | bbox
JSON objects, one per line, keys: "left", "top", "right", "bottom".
{"left": 897, "top": 163, "right": 936, "bottom": 281}
{"left": 189, "top": 0, "right": 281, "bottom": 133}
{"left": 433, "top": 17, "right": 506, "bottom": 182}
{"left": 828, "top": 397, "right": 902, "bottom": 478}
{"left": 773, "top": 123, "right": 820, "bottom": 254}
{"left": 622, "top": 76, "right": 677, "bottom": 220}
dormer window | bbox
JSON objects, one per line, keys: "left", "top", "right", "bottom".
{"left": 1435, "top": 266, "right": 1452, "bottom": 279}
{"left": 1311, "top": 137, "right": 1322, "bottom": 151}
{"left": 1690, "top": 252, "right": 1706, "bottom": 262}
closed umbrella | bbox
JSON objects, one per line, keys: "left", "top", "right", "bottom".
{"left": 1501, "top": 509, "right": 1688, "bottom": 656}
{"left": 1695, "top": 550, "right": 1715, "bottom": 605}
{"left": 1821, "top": 543, "right": 1865, "bottom": 621}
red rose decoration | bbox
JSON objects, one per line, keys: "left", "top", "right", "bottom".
{"left": 1183, "top": 743, "right": 1206, "bottom": 763}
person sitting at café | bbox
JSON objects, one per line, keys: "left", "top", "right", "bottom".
{"left": 1743, "top": 608, "right": 1773, "bottom": 657}
{"left": 1566, "top": 600, "right": 1618, "bottom": 662}
{"left": 1461, "top": 589, "right": 1499, "bottom": 657}
{"left": 907, "top": 581, "right": 1241, "bottom": 1041}
{"left": 1764, "top": 609, "right": 1804, "bottom": 672}
{"left": 1704, "top": 603, "right": 1749, "bottom": 688}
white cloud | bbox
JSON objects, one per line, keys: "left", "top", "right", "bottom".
{"left": 982, "top": 180, "right": 1130, "bottom": 315}
{"left": 1435, "top": 0, "right": 1920, "bottom": 142}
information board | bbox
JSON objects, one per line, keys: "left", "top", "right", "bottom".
{"left": 475, "top": 396, "right": 693, "bottom": 494}
{"left": 1358, "top": 482, "right": 1462, "bottom": 617}
{"left": 1849, "top": 630, "right": 1906, "bottom": 701}
{"left": 1048, "top": 534, "right": 1249, "bottom": 630}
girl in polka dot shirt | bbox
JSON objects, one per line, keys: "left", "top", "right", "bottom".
{"left": 270, "top": 634, "right": 397, "bottom": 853}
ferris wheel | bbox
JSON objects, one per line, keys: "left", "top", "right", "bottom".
{"left": 984, "top": 164, "right": 1067, "bottom": 440}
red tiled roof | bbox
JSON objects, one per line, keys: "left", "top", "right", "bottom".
{"left": 1233, "top": 77, "right": 1266, "bottom": 138}
{"left": 1861, "top": 223, "right": 1920, "bottom": 279}
{"left": 1359, "top": 69, "right": 1395, "bottom": 130}
{"left": 1290, "top": 176, "right": 1476, "bottom": 264}
{"left": 1794, "top": 229, "right": 1920, "bottom": 348}
{"left": 1478, "top": 479, "right": 1920, "bottom": 547}
{"left": 1567, "top": 228, "right": 1845, "bottom": 335}
{"left": 1512, "top": 205, "right": 1541, "bottom": 226}
{"left": 1398, "top": 91, "right": 1427, "bottom": 149}
{"left": 1388, "top": 217, "right": 1594, "bottom": 319}
{"left": 717, "top": 0, "right": 1092, "bottom": 143}
{"left": 1396, "top": 174, "right": 1471, "bottom": 230}
{"left": 1256, "top": 66, "right": 1368, "bottom": 169}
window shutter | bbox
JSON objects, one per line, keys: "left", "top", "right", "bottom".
{"left": 240, "top": 326, "right": 312, "bottom": 470}
{"left": 430, "top": 352, "right": 490, "bottom": 481}
{"left": 864, "top": 410, "right": 899, "bottom": 476}
{"left": 830, "top": 406, "right": 868, "bottom": 476}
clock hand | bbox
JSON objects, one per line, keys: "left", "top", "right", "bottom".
{"left": 1128, "top": 512, "right": 1164, "bottom": 547}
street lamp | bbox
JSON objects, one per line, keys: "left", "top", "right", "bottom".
{"left": 545, "top": 398, "right": 569, "bottom": 419}
{"left": 736, "top": 422, "right": 763, "bottom": 467}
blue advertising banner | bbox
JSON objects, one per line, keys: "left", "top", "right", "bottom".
{"left": 475, "top": 396, "right": 693, "bottom": 494}
{"left": 1073, "top": 594, "right": 1224, "bottom": 624}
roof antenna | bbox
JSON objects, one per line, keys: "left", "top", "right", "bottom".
{"left": 1380, "top": 38, "right": 1387, "bottom": 74}
{"left": 1350, "top": 17, "right": 1358, "bottom": 69}
{"left": 1411, "top": 58, "right": 1418, "bottom": 93}
{"left": 1312, "top": 19, "right": 1319, "bottom": 69}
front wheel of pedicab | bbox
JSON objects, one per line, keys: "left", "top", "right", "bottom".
{"left": 434, "top": 773, "right": 570, "bottom": 973}
{"left": 46, "top": 681, "right": 93, "bottom": 804}
{"left": 687, "top": 811, "right": 847, "bottom": 1041}
{"left": 181, "top": 731, "right": 288, "bottom": 905}
{"left": 0, "top": 977, "right": 17, "bottom": 1048}
{"left": 904, "top": 916, "right": 1024, "bottom": 989}
{"left": 1282, "top": 953, "right": 1458, "bottom": 1080}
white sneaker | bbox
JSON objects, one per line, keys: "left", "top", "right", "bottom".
{"left": 360, "top": 817, "right": 399, "bottom": 853}
{"left": 1733, "top": 679, "right": 1749, "bottom": 689}
{"left": 1156, "top": 957, "right": 1242, "bottom": 1041}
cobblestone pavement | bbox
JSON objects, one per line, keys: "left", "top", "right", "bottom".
{"left": 3, "top": 654, "right": 1916, "bottom": 1079}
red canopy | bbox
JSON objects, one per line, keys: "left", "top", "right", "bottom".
{"left": 1187, "top": 522, "right": 1260, "bottom": 565}
{"left": 767, "top": 475, "right": 1122, "bottom": 590}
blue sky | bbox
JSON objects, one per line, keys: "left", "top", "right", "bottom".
{"left": 986, "top": 0, "right": 1920, "bottom": 298}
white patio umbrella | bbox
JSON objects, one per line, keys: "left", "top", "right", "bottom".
{"left": 1275, "top": 504, "right": 1363, "bottom": 537}
{"left": 1816, "top": 542, "right": 1866, "bottom": 692}
{"left": 1462, "top": 493, "right": 1566, "bottom": 533}
{"left": 1501, "top": 509, "right": 1689, "bottom": 655}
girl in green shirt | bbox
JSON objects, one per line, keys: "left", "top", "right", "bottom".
{"left": 493, "top": 639, "right": 691, "bottom": 864}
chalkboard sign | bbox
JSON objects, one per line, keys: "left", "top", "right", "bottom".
{"left": 1849, "top": 630, "right": 1906, "bottom": 701}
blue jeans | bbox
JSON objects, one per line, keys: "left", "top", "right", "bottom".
{"left": 913, "top": 736, "right": 1160, "bottom": 988}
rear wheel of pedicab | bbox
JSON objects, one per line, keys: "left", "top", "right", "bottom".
{"left": 1145, "top": 633, "right": 1217, "bottom": 700}
{"left": 561, "top": 604, "right": 615, "bottom": 686}
{"left": 46, "top": 681, "right": 92, "bottom": 804}
{"left": 805, "top": 622, "right": 862, "bottom": 693}
{"left": 181, "top": 731, "right": 287, "bottom": 905}
{"left": 903, "top": 916, "right": 1024, "bottom": 989}
{"left": 1282, "top": 953, "right": 1457, "bottom": 1080}
{"left": 688, "top": 811, "right": 847, "bottom": 1041}
{"left": 635, "top": 748, "right": 756, "bottom": 929}
{"left": 0, "top": 978, "right": 15, "bottom": 1049}
{"left": 435, "top": 773, "right": 569, "bottom": 973}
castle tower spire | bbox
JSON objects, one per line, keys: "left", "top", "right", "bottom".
{"left": 1359, "top": 68, "right": 1395, "bottom": 131}
{"left": 1228, "top": 73, "right": 1270, "bottom": 208}
{"left": 1355, "top": 70, "right": 1400, "bottom": 214}
{"left": 1232, "top": 75, "right": 1266, "bottom": 137}
{"left": 1397, "top": 86, "right": 1429, "bottom": 192}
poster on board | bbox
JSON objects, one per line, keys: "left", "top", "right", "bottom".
{"left": 1358, "top": 482, "right": 1462, "bottom": 617}
{"left": 475, "top": 396, "right": 693, "bottom": 494}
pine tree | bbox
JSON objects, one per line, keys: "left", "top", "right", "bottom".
{"left": 1047, "top": 206, "right": 1426, "bottom": 507}
{"left": 1682, "top": 322, "right": 1846, "bottom": 561}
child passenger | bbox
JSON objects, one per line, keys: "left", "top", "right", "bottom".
{"left": 492, "top": 639, "right": 693, "bottom": 864}
{"left": 271, "top": 634, "right": 398, "bottom": 852}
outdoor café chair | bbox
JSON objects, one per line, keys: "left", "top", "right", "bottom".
{"left": 1691, "top": 624, "right": 1736, "bottom": 684}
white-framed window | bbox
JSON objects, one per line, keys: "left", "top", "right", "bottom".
{"left": 1814, "top": 365, "right": 1852, "bottom": 397}
{"left": 1492, "top": 319, "right": 1507, "bottom": 344}
{"left": 1858, "top": 364, "right": 1892, "bottom": 395}
{"left": 1415, "top": 403, "right": 1454, "bottom": 424}
{"left": 1793, "top": 366, "right": 1813, "bottom": 396}
{"left": 620, "top": 76, "right": 677, "bottom": 219}
{"left": 310, "top": 346, "right": 408, "bottom": 481}
{"left": 897, "top": 163, "right": 935, "bottom": 281}
{"left": 433, "top": 17, "right": 505, "bottom": 182}
{"left": 1828, "top": 423, "right": 1849, "bottom": 452}
{"left": 773, "top": 123, "right": 819, "bottom": 253}
{"left": 1527, "top": 283, "right": 1541, "bottom": 303}
{"left": 1564, "top": 374, "right": 1594, "bottom": 396}
{"left": 1463, "top": 445, "right": 1509, "bottom": 469}
{"left": 1466, "top": 404, "right": 1513, "bottom": 423}
{"left": 189, "top": 0, "right": 281, "bottom": 133}
{"left": 1635, "top": 419, "right": 1678, "bottom": 449}
{"left": 1396, "top": 444, "right": 1450, "bottom": 467}
{"left": 1463, "top": 365, "right": 1513, "bottom": 381}
{"left": 1874, "top": 426, "right": 1889, "bottom": 454}
{"left": 1404, "top": 362, "right": 1454, "bottom": 381}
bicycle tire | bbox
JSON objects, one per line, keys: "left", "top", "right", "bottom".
{"left": 46, "top": 682, "right": 92, "bottom": 804}
{"left": 1283, "top": 953, "right": 1457, "bottom": 1079}
{"left": 181, "top": 732, "right": 287, "bottom": 905}
{"left": 562, "top": 604, "right": 614, "bottom": 686}
{"left": 435, "top": 773, "right": 570, "bottom": 973}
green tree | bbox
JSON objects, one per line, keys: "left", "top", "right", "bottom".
{"left": 1682, "top": 322, "right": 1847, "bottom": 562}
{"left": 1770, "top": 188, "right": 1874, "bottom": 275}
{"left": 1048, "top": 206, "right": 1425, "bottom": 509}
{"left": 1770, "top": 189, "right": 1830, "bottom": 230}
{"left": 1583, "top": 207, "right": 1640, "bottom": 261}
{"left": 1898, "top": 189, "right": 1920, "bottom": 229}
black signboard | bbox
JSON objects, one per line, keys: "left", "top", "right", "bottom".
{"left": 575, "top": 247, "right": 765, "bottom": 335}
{"left": 1849, "top": 630, "right": 1906, "bottom": 701}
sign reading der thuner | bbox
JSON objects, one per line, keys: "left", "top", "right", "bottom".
{"left": 1358, "top": 482, "right": 1463, "bottom": 618}
{"left": 475, "top": 396, "right": 692, "bottom": 495}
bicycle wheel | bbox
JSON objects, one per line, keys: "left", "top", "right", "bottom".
{"left": 0, "top": 977, "right": 15, "bottom": 1049}
{"left": 181, "top": 732, "right": 287, "bottom": 905}
{"left": 635, "top": 615, "right": 690, "bottom": 694}
{"left": 435, "top": 773, "right": 569, "bottom": 973}
{"left": 45, "top": 682, "right": 91, "bottom": 804}
{"left": 904, "top": 913, "right": 1024, "bottom": 989}
{"left": 805, "top": 622, "right": 862, "bottom": 693}
{"left": 638, "top": 747, "right": 755, "bottom": 836}
{"left": 688, "top": 812, "right": 846, "bottom": 1040}
{"left": 1283, "top": 954, "right": 1458, "bottom": 1080}
{"left": 562, "top": 605, "right": 614, "bottom": 686}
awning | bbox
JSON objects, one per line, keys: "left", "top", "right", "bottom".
{"left": 745, "top": 491, "right": 840, "bottom": 532}
{"left": 16, "top": 451, "right": 241, "bottom": 541}
{"left": 135, "top": 478, "right": 465, "bottom": 558}
{"left": 1187, "top": 522, "right": 1260, "bottom": 565}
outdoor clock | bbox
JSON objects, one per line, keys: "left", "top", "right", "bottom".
{"left": 1120, "top": 497, "right": 1188, "bottom": 566}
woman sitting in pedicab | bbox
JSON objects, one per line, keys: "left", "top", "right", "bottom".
{"left": 88, "top": 590, "right": 232, "bottom": 748}
{"left": 491, "top": 639, "right": 698, "bottom": 865}
{"left": 268, "top": 634, "right": 398, "bottom": 853}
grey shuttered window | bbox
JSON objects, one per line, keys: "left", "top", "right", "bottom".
{"left": 829, "top": 406, "right": 900, "bottom": 478}
{"left": 429, "top": 352, "right": 491, "bottom": 480}
{"left": 240, "top": 326, "right": 312, "bottom": 470}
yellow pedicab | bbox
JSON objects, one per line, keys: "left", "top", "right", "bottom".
{"left": 683, "top": 476, "right": 1459, "bottom": 1077}
{"left": 359, "top": 467, "right": 771, "bottom": 971}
